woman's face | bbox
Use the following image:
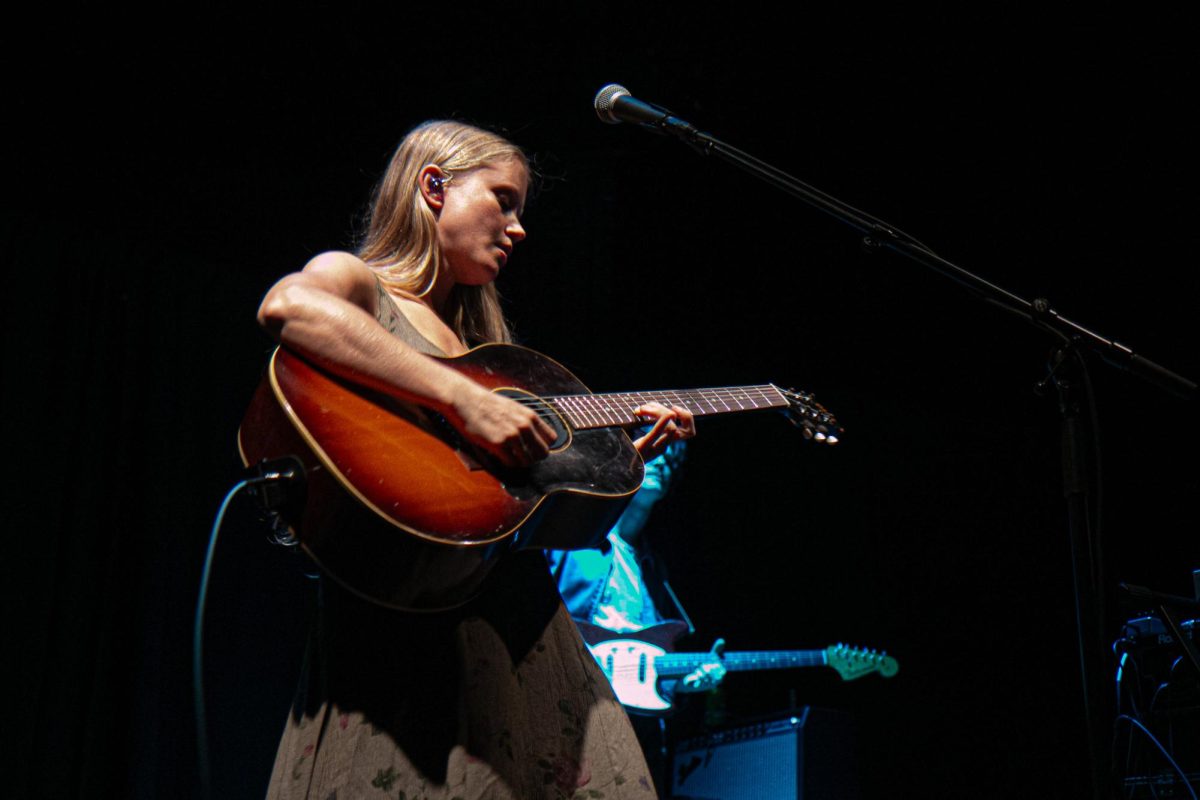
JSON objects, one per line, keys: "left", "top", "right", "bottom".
{"left": 435, "top": 158, "right": 528, "bottom": 286}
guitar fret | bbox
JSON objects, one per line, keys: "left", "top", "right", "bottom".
{"left": 551, "top": 385, "right": 792, "bottom": 431}
{"left": 605, "top": 395, "right": 627, "bottom": 426}
{"left": 556, "top": 395, "right": 590, "bottom": 429}
{"left": 577, "top": 395, "right": 603, "bottom": 428}
{"left": 611, "top": 394, "right": 639, "bottom": 425}
{"left": 584, "top": 394, "right": 614, "bottom": 427}
{"left": 567, "top": 394, "right": 590, "bottom": 427}
{"left": 724, "top": 652, "right": 825, "bottom": 669}
{"left": 706, "top": 391, "right": 731, "bottom": 413}
{"left": 549, "top": 395, "right": 572, "bottom": 427}
{"left": 591, "top": 393, "right": 636, "bottom": 428}
{"left": 593, "top": 395, "right": 615, "bottom": 423}
{"left": 658, "top": 651, "right": 825, "bottom": 673}
{"left": 624, "top": 392, "right": 649, "bottom": 421}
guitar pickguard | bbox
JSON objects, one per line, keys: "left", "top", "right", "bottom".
{"left": 589, "top": 638, "right": 673, "bottom": 712}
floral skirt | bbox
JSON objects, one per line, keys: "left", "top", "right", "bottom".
{"left": 266, "top": 553, "right": 655, "bottom": 800}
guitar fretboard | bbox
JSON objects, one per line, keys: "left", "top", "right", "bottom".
{"left": 656, "top": 651, "right": 828, "bottom": 677}
{"left": 549, "top": 386, "right": 787, "bottom": 431}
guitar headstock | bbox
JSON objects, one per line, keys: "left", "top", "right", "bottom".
{"left": 777, "top": 387, "right": 842, "bottom": 445}
{"left": 826, "top": 644, "right": 899, "bottom": 681}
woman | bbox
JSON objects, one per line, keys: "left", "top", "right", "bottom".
{"left": 257, "top": 120, "right": 694, "bottom": 799}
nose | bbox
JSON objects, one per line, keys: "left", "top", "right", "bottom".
{"left": 507, "top": 217, "right": 526, "bottom": 243}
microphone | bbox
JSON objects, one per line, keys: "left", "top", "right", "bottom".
{"left": 593, "top": 84, "right": 699, "bottom": 139}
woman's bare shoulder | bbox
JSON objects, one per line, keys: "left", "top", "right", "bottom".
{"left": 302, "top": 250, "right": 372, "bottom": 281}
{"left": 292, "top": 250, "right": 379, "bottom": 305}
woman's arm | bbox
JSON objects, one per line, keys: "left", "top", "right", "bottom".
{"left": 257, "top": 251, "right": 554, "bottom": 466}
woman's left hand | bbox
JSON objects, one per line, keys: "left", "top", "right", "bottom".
{"left": 631, "top": 402, "right": 696, "bottom": 462}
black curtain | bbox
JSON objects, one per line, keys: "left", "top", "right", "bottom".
{"left": 9, "top": 11, "right": 1196, "bottom": 799}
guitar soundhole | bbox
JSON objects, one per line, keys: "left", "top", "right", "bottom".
{"left": 496, "top": 389, "right": 570, "bottom": 450}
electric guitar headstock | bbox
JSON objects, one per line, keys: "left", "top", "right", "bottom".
{"left": 777, "top": 387, "right": 843, "bottom": 445}
{"left": 826, "top": 644, "right": 899, "bottom": 681}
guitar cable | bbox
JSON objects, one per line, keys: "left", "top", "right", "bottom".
{"left": 1112, "top": 715, "right": 1197, "bottom": 800}
{"left": 193, "top": 458, "right": 305, "bottom": 800}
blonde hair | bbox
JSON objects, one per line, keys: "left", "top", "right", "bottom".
{"left": 358, "top": 120, "right": 529, "bottom": 345}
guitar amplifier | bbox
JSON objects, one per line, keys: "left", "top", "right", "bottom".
{"left": 1115, "top": 614, "right": 1200, "bottom": 794}
{"left": 670, "top": 707, "right": 859, "bottom": 800}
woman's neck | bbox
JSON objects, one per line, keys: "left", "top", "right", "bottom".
{"left": 423, "top": 265, "right": 455, "bottom": 321}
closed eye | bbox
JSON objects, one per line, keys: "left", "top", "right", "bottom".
{"left": 496, "top": 191, "right": 519, "bottom": 214}
{"left": 493, "top": 183, "right": 526, "bottom": 216}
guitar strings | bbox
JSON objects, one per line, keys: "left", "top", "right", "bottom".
{"left": 504, "top": 386, "right": 792, "bottom": 427}
{"left": 600, "top": 652, "right": 827, "bottom": 679}
{"left": 508, "top": 391, "right": 785, "bottom": 410}
{"left": 501, "top": 387, "right": 826, "bottom": 430}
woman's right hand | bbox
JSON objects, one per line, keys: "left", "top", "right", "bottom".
{"left": 447, "top": 380, "right": 556, "bottom": 467}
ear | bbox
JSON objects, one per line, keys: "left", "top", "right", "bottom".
{"left": 418, "top": 164, "right": 448, "bottom": 213}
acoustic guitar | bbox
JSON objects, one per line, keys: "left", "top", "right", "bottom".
{"left": 239, "top": 344, "right": 839, "bottom": 610}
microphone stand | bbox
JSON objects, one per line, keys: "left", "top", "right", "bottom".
{"left": 628, "top": 109, "right": 1196, "bottom": 800}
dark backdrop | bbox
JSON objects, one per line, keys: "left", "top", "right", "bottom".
{"left": 8, "top": 10, "right": 1196, "bottom": 799}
